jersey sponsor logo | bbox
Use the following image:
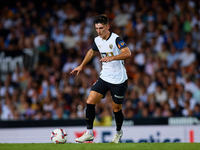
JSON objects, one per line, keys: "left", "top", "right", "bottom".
{"left": 109, "top": 44, "right": 113, "bottom": 49}
{"left": 100, "top": 52, "right": 114, "bottom": 58}
{"left": 118, "top": 41, "right": 126, "bottom": 49}
{"left": 114, "top": 95, "right": 124, "bottom": 99}
{"left": 107, "top": 52, "right": 114, "bottom": 57}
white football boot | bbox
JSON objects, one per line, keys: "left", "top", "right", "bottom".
{"left": 111, "top": 130, "right": 123, "bottom": 143}
{"left": 75, "top": 132, "right": 94, "bottom": 143}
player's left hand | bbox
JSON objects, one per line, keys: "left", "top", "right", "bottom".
{"left": 100, "top": 56, "right": 114, "bottom": 63}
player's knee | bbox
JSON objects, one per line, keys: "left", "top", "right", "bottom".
{"left": 86, "top": 91, "right": 103, "bottom": 104}
{"left": 86, "top": 98, "right": 97, "bottom": 105}
{"left": 112, "top": 105, "right": 122, "bottom": 112}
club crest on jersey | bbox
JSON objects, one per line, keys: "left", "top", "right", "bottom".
{"left": 109, "top": 44, "right": 113, "bottom": 49}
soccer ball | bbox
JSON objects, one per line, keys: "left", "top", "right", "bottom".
{"left": 51, "top": 128, "right": 67, "bottom": 144}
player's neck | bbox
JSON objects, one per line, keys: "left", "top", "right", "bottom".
{"left": 102, "top": 31, "right": 111, "bottom": 40}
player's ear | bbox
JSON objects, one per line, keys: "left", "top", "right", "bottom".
{"left": 106, "top": 24, "right": 110, "bottom": 30}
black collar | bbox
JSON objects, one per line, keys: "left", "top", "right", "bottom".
{"left": 106, "top": 32, "right": 112, "bottom": 41}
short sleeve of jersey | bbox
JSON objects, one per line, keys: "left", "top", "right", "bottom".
{"left": 92, "top": 42, "right": 99, "bottom": 51}
{"left": 115, "top": 37, "right": 127, "bottom": 50}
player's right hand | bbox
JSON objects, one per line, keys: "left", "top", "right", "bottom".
{"left": 70, "top": 66, "right": 83, "bottom": 75}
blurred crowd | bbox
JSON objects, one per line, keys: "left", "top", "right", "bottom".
{"left": 0, "top": 0, "right": 200, "bottom": 124}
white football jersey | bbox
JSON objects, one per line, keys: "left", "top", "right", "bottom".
{"left": 92, "top": 32, "right": 128, "bottom": 84}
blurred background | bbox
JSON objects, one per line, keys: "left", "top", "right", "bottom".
{"left": 0, "top": 0, "right": 200, "bottom": 130}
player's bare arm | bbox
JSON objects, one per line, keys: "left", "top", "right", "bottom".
{"left": 70, "top": 49, "right": 96, "bottom": 75}
{"left": 100, "top": 47, "right": 131, "bottom": 63}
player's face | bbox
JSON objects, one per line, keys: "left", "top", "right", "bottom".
{"left": 95, "top": 23, "right": 110, "bottom": 39}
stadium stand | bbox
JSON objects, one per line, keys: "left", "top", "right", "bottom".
{"left": 0, "top": 0, "right": 200, "bottom": 123}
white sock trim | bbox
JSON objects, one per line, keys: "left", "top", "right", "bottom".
{"left": 116, "top": 130, "right": 122, "bottom": 135}
{"left": 87, "top": 129, "right": 93, "bottom": 135}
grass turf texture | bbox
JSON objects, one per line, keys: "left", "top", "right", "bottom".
{"left": 0, "top": 143, "right": 200, "bottom": 150}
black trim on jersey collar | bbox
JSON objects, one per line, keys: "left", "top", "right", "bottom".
{"left": 106, "top": 32, "right": 112, "bottom": 41}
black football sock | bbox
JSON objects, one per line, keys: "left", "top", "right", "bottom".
{"left": 86, "top": 103, "right": 96, "bottom": 129}
{"left": 113, "top": 109, "right": 123, "bottom": 131}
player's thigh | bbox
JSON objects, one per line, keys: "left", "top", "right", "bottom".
{"left": 90, "top": 78, "right": 109, "bottom": 102}
{"left": 86, "top": 91, "right": 103, "bottom": 104}
{"left": 109, "top": 80, "right": 127, "bottom": 106}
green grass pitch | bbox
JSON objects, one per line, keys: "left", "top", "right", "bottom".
{"left": 0, "top": 143, "right": 200, "bottom": 150}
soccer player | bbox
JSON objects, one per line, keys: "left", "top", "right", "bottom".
{"left": 70, "top": 14, "right": 131, "bottom": 143}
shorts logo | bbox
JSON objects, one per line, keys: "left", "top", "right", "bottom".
{"left": 114, "top": 95, "right": 124, "bottom": 99}
{"left": 109, "top": 44, "right": 113, "bottom": 49}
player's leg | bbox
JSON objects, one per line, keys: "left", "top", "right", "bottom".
{"left": 109, "top": 80, "right": 127, "bottom": 143}
{"left": 75, "top": 78, "right": 109, "bottom": 143}
{"left": 75, "top": 91, "right": 103, "bottom": 143}
{"left": 111, "top": 102, "right": 123, "bottom": 143}
{"left": 85, "top": 91, "right": 103, "bottom": 134}
{"left": 112, "top": 102, "right": 123, "bottom": 132}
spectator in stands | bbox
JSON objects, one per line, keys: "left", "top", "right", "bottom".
{"left": 182, "top": 101, "right": 193, "bottom": 117}
{"left": 128, "top": 90, "right": 139, "bottom": 109}
{"left": 0, "top": 95, "right": 13, "bottom": 120}
{"left": 141, "top": 108, "right": 149, "bottom": 118}
{"left": 123, "top": 99, "right": 135, "bottom": 119}
{"left": 62, "top": 56, "right": 78, "bottom": 73}
{"left": 63, "top": 29, "right": 76, "bottom": 50}
{"left": 193, "top": 78, "right": 200, "bottom": 103}
{"left": 153, "top": 106, "right": 162, "bottom": 117}
{"left": 155, "top": 84, "right": 168, "bottom": 105}
{"left": 162, "top": 102, "right": 173, "bottom": 117}
{"left": 183, "top": 74, "right": 199, "bottom": 95}
{"left": 0, "top": 78, "right": 14, "bottom": 97}
{"left": 134, "top": 46, "right": 145, "bottom": 72}
{"left": 143, "top": 74, "right": 156, "bottom": 94}
{"left": 135, "top": 101, "right": 145, "bottom": 118}
{"left": 167, "top": 46, "right": 179, "bottom": 68}
{"left": 193, "top": 104, "right": 200, "bottom": 117}
{"left": 53, "top": 106, "right": 68, "bottom": 120}
{"left": 173, "top": 34, "right": 185, "bottom": 51}
{"left": 148, "top": 101, "right": 157, "bottom": 116}
{"left": 184, "top": 91, "right": 197, "bottom": 111}
{"left": 179, "top": 45, "right": 196, "bottom": 67}
{"left": 138, "top": 85, "right": 148, "bottom": 104}
{"left": 171, "top": 97, "right": 183, "bottom": 116}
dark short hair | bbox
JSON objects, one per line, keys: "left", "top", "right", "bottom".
{"left": 94, "top": 14, "right": 109, "bottom": 25}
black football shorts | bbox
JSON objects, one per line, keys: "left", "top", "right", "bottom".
{"left": 91, "top": 77, "right": 127, "bottom": 104}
